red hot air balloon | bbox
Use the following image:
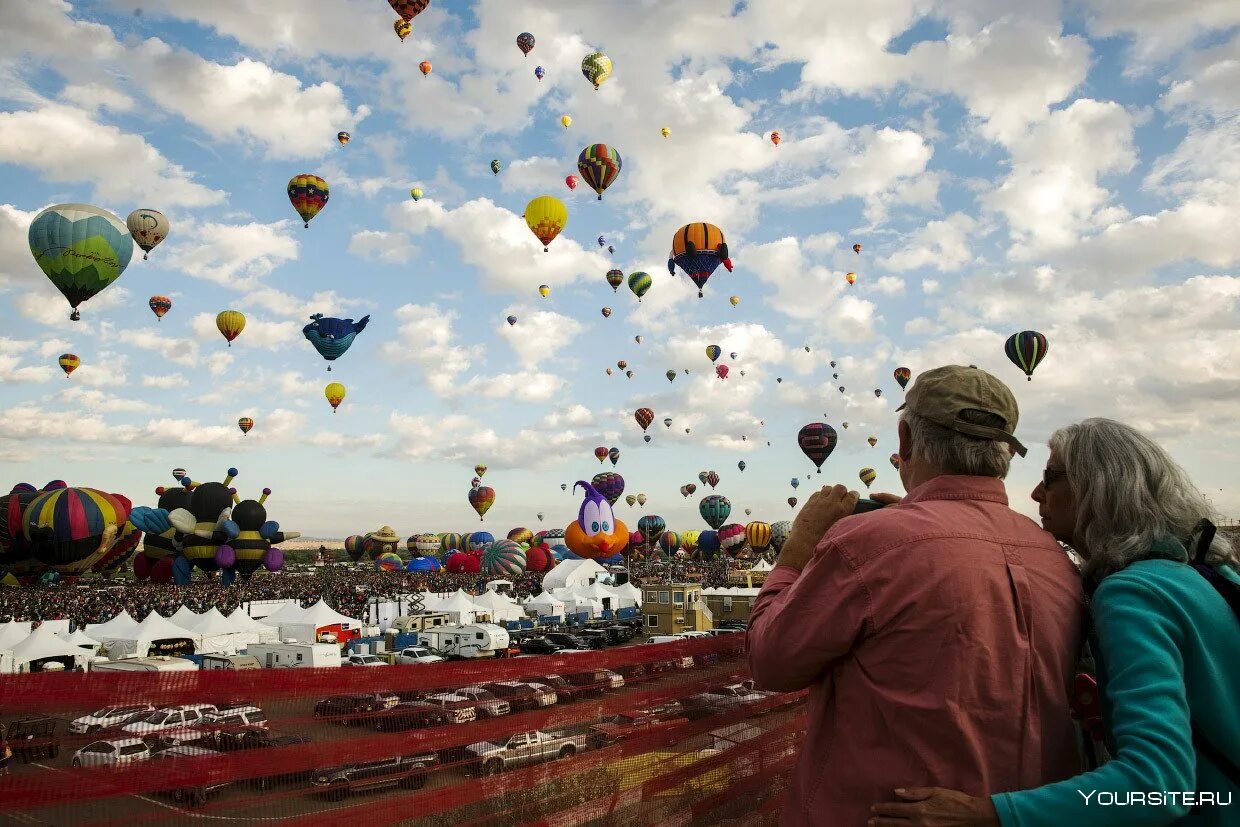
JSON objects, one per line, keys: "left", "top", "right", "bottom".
{"left": 148, "top": 295, "right": 172, "bottom": 320}
{"left": 238, "top": 417, "right": 254, "bottom": 435}
{"left": 565, "top": 175, "right": 578, "bottom": 191}
{"left": 634, "top": 407, "right": 654, "bottom": 432}
{"left": 468, "top": 486, "right": 495, "bottom": 521}
{"left": 705, "top": 471, "right": 720, "bottom": 489}
{"left": 716, "top": 364, "right": 729, "bottom": 380}
{"left": 894, "top": 367, "right": 912, "bottom": 390}
{"left": 594, "top": 446, "right": 608, "bottom": 463}
{"left": 797, "top": 423, "right": 838, "bottom": 473}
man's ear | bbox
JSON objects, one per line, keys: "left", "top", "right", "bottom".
{"left": 898, "top": 418, "right": 913, "bottom": 461}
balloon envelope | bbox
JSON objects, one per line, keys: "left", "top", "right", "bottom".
{"left": 29, "top": 204, "right": 133, "bottom": 320}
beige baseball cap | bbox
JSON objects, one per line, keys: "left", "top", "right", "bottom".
{"left": 895, "top": 365, "right": 1027, "bottom": 457}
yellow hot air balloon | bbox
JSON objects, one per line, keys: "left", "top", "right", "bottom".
{"left": 524, "top": 196, "right": 568, "bottom": 252}
{"left": 538, "top": 284, "right": 550, "bottom": 297}
{"left": 661, "top": 127, "right": 670, "bottom": 138}
{"left": 215, "top": 310, "right": 246, "bottom": 347}
{"left": 560, "top": 114, "right": 572, "bottom": 129}
{"left": 325, "top": 382, "right": 346, "bottom": 413}
{"left": 729, "top": 295, "right": 740, "bottom": 307}
{"left": 581, "top": 51, "right": 612, "bottom": 90}
{"left": 846, "top": 272, "right": 857, "bottom": 285}
{"left": 410, "top": 187, "right": 423, "bottom": 201}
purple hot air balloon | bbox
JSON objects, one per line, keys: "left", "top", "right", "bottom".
{"left": 797, "top": 423, "right": 838, "bottom": 474}
{"left": 590, "top": 472, "right": 625, "bottom": 506}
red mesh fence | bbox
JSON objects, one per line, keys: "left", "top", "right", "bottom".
{"left": 0, "top": 636, "right": 805, "bottom": 825}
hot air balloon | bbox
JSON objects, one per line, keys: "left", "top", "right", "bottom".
{"left": 524, "top": 196, "right": 567, "bottom": 252}
{"left": 148, "top": 295, "right": 172, "bottom": 320}
{"left": 578, "top": 144, "right": 622, "bottom": 200}
{"left": 565, "top": 175, "right": 578, "bottom": 191}
{"left": 698, "top": 471, "right": 709, "bottom": 485}
{"left": 23, "top": 486, "right": 131, "bottom": 573}
{"left": 581, "top": 51, "right": 612, "bottom": 89}
{"left": 685, "top": 483, "right": 697, "bottom": 496}
{"left": 625, "top": 494, "right": 637, "bottom": 508}
{"left": 846, "top": 272, "right": 857, "bottom": 285}
{"left": 238, "top": 417, "right": 254, "bottom": 435}
{"left": 617, "top": 360, "right": 627, "bottom": 370}
{"left": 303, "top": 313, "right": 369, "bottom": 370}
{"left": 634, "top": 408, "right": 654, "bottom": 432}
{"left": 389, "top": 0, "right": 430, "bottom": 23}
{"left": 598, "top": 235, "right": 606, "bottom": 248}
{"left": 1005, "top": 331, "right": 1049, "bottom": 381}
{"left": 730, "top": 295, "right": 740, "bottom": 307}
{"left": 790, "top": 477, "right": 800, "bottom": 489}
{"left": 58, "top": 353, "right": 79, "bottom": 377}
{"left": 560, "top": 114, "right": 572, "bottom": 129}
{"left": 868, "top": 436, "right": 878, "bottom": 447}
{"left": 797, "top": 423, "right": 838, "bottom": 473}
{"left": 746, "top": 521, "right": 772, "bottom": 553}
{"left": 507, "top": 315, "right": 517, "bottom": 326}
{"left": 517, "top": 32, "right": 535, "bottom": 55}
{"left": 770, "top": 131, "right": 781, "bottom": 146}
{"left": 874, "top": 388, "right": 883, "bottom": 398}
{"left": 665, "top": 370, "right": 676, "bottom": 383}
{"left": 468, "top": 486, "right": 495, "bottom": 521}
{"left": 609, "top": 447, "right": 620, "bottom": 466}
{"left": 28, "top": 204, "right": 134, "bottom": 321}
{"left": 730, "top": 351, "right": 738, "bottom": 360}
{"left": 738, "top": 461, "right": 746, "bottom": 473}
{"left": 394, "top": 19, "right": 412, "bottom": 40}
{"left": 287, "top": 174, "right": 329, "bottom": 228}
{"left": 325, "top": 382, "right": 345, "bottom": 412}
{"left": 410, "top": 187, "right": 423, "bottom": 201}
{"left": 705, "top": 345, "right": 721, "bottom": 363}
{"left": 216, "top": 311, "right": 245, "bottom": 346}
{"left": 669, "top": 223, "right": 732, "bottom": 298}
{"left": 338, "top": 131, "right": 351, "bottom": 145}
{"left": 890, "top": 453, "right": 901, "bottom": 470}
{"left": 661, "top": 127, "right": 671, "bottom": 138}
{"left": 538, "top": 284, "right": 549, "bottom": 297}
{"left": 626, "top": 371, "right": 634, "bottom": 379}
{"left": 601, "top": 307, "right": 612, "bottom": 318}
{"left": 635, "top": 335, "right": 643, "bottom": 344}
{"left": 663, "top": 417, "right": 672, "bottom": 429}
{"left": 534, "top": 66, "right": 545, "bottom": 81}
{"left": 627, "top": 271, "right": 651, "bottom": 301}
{"left": 491, "top": 159, "right": 502, "bottom": 175}
{"left": 126, "top": 209, "right": 169, "bottom": 260}
{"left": 894, "top": 367, "right": 911, "bottom": 390}
{"left": 606, "top": 269, "right": 624, "bottom": 291}
{"left": 591, "top": 472, "right": 625, "bottom": 506}
{"left": 471, "top": 477, "right": 481, "bottom": 489}
{"left": 474, "top": 464, "right": 488, "bottom": 479}
{"left": 608, "top": 245, "right": 615, "bottom": 254}
{"left": 594, "top": 447, "right": 608, "bottom": 463}
{"left": 705, "top": 471, "right": 720, "bottom": 489}
{"left": 854, "top": 243, "right": 863, "bottom": 254}
{"left": 716, "top": 364, "right": 729, "bottom": 379}
{"left": 605, "top": 369, "right": 613, "bottom": 376}
{"left": 418, "top": 60, "right": 432, "bottom": 75}
{"left": 699, "top": 495, "right": 731, "bottom": 530}
{"left": 788, "top": 497, "right": 797, "bottom": 508}
{"left": 839, "top": 386, "right": 846, "bottom": 393}
{"left": 842, "top": 422, "right": 849, "bottom": 429}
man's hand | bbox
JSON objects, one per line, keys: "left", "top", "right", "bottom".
{"left": 775, "top": 484, "right": 859, "bottom": 571}
{"left": 869, "top": 788, "right": 999, "bottom": 827}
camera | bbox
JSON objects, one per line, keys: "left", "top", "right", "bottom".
{"left": 852, "top": 499, "right": 887, "bottom": 515}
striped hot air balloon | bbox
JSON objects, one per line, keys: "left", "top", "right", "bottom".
{"left": 658, "top": 530, "right": 680, "bottom": 557}
{"left": 745, "top": 521, "right": 773, "bottom": 552}
{"left": 577, "top": 144, "right": 623, "bottom": 200}
{"left": 344, "top": 535, "right": 365, "bottom": 562}
{"left": 149, "top": 295, "right": 172, "bottom": 321}
{"left": 375, "top": 552, "right": 403, "bottom": 572}
{"left": 859, "top": 468, "right": 877, "bottom": 489}
{"left": 237, "top": 417, "right": 254, "bottom": 435}
{"left": 287, "top": 174, "right": 329, "bottom": 228}
{"left": 1005, "top": 331, "right": 1049, "bottom": 381}
{"left": 24, "top": 486, "right": 130, "bottom": 573}
{"left": 439, "top": 533, "right": 465, "bottom": 557}
{"left": 58, "top": 354, "right": 79, "bottom": 377}
{"left": 482, "top": 539, "right": 527, "bottom": 577}
{"left": 627, "top": 271, "right": 651, "bottom": 301}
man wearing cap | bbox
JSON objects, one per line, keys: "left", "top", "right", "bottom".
{"left": 748, "top": 366, "right": 1083, "bottom": 826}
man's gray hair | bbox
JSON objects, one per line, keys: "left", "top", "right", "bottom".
{"left": 901, "top": 409, "right": 1013, "bottom": 479}
{"left": 1050, "top": 418, "right": 1235, "bottom": 582}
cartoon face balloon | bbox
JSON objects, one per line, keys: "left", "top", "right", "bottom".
{"left": 564, "top": 481, "right": 628, "bottom": 559}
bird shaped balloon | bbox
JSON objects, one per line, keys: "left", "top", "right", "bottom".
{"left": 564, "top": 481, "right": 628, "bottom": 559}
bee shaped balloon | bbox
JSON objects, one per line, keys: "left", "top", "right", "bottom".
{"left": 564, "top": 480, "right": 629, "bottom": 559}
{"left": 169, "top": 468, "right": 241, "bottom": 575}
{"left": 127, "top": 475, "right": 196, "bottom": 584}
{"left": 214, "top": 487, "right": 300, "bottom": 584}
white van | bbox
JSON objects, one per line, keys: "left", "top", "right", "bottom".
{"left": 91, "top": 657, "right": 198, "bottom": 673}
{"left": 416, "top": 624, "right": 510, "bottom": 659}
{"left": 246, "top": 642, "right": 342, "bottom": 669}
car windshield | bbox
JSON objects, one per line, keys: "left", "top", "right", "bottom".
{"left": 140, "top": 712, "right": 169, "bottom": 725}
{"left": 90, "top": 708, "right": 120, "bottom": 718}
{"left": 118, "top": 744, "right": 147, "bottom": 756}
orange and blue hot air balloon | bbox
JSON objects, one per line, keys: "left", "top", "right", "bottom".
{"left": 149, "top": 295, "right": 172, "bottom": 321}
{"left": 287, "top": 174, "right": 329, "bottom": 228}
{"left": 577, "top": 144, "right": 622, "bottom": 201}
{"left": 24, "top": 486, "right": 130, "bottom": 573}
{"left": 302, "top": 313, "right": 370, "bottom": 371}
{"left": 668, "top": 223, "right": 732, "bottom": 298}
{"left": 564, "top": 481, "right": 629, "bottom": 560}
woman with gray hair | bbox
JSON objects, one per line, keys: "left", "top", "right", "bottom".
{"left": 871, "top": 417, "right": 1240, "bottom": 826}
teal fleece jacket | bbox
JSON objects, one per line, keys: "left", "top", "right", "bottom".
{"left": 994, "top": 548, "right": 1240, "bottom": 827}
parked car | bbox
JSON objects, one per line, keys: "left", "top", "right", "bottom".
{"left": 544, "top": 632, "right": 589, "bottom": 650}
{"left": 370, "top": 702, "right": 451, "bottom": 732}
{"left": 395, "top": 646, "right": 445, "bottom": 665}
{"left": 602, "top": 624, "right": 636, "bottom": 643}
{"left": 576, "top": 630, "right": 612, "bottom": 648}
{"left": 706, "top": 628, "right": 744, "bottom": 636}
{"left": 717, "top": 620, "right": 747, "bottom": 631}
{"left": 563, "top": 669, "right": 624, "bottom": 694}
{"left": 420, "top": 693, "right": 479, "bottom": 724}
{"left": 681, "top": 684, "right": 770, "bottom": 720}
{"left": 121, "top": 704, "right": 217, "bottom": 744}
{"left": 480, "top": 681, "right": 557, "bottom": 711}
{"left": 465, "top": 730, "right": 591, "bottom": 776}
{"left": 151, "top": 744, "right": 233, "bottom": 807}
{"left": 5, "top": 716, "right": 58, "bottom": 762}
{"left": 517, "top": 637, "right": 563, "bottom": 655}
{"left": 312, "top": 753, "right": 439, "bottom": 801}
{"left": 71, "top": 737, "right": 152, "bottom": 768}
{"left": 313, "top": 693, "right": 400, "bottom": 726}
{"left": 200, "top": 705, "right": 267, "bottom": 747}
{"left": 453, "top": 686, "right": 511, "bottom": 718}
{"left": 69, "top": 705, "right": 155, "bottom": 735}
{"left": 534, "top": 674, "right": 588, "bottom": 703}
{"left": 343, "top": 653, "right": 387, "bottom": 667}
{"left": 588, "top": 704, "right": 687, "bottom": 748}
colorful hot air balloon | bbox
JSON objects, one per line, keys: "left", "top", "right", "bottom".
{"left": 468, "top": 486, "right": 495, "bottom": 521}
{"left": 745, "top": 521, "right": 772, "bottom": 552}
{"left": 490, "top": 159, "right": 501, "bottom": 175}
{"left": 216, "top": 310, "right": 245, "bottom": 346}
{"left": 538, "top": 284, "right": 550, "bottom": 297}
{"left": 581, "top": 51, "right": 612, "bottom": 89}
{"left": 627, "top": 271, "right": 651, "bottom": 301}
{"left": 699, "top": 495, "right": 731, "bottom": 530}
{"left": 23, "top": 486, "right": 131, "bottom": 573}
{"left": 410, "top": 187, "right": 423, "bottom": 201}
{"left": 705, "top": 345, "right": 722, "bottom": 363}
{"left": 608, "top": 447, "right": 620, "bottom": 466}
{"left": 577, "top": 144, "right": 622, "bottom": 200}
{"left": 560, "top": 114, "right": 572, "bottom": 129}
{"left": 788, "top": 497, "right": 797, "bottom": 508}
{"left": 890, "top": 453, "right": 901, "bottom": 470}
{"left": 798, "top": 423, "right": 838, "bottom": 473}
{"left": 715, "top": 364, "right": 729, "bottom": 380}
{"left": 325, "top": 382, "right": 345, "bottom": 412}
{"left": 126, "top": 209, "right": 169, "bottom": 261}
{"left": 482, "top": 539, "right": 527, "bottom": 576}
{"left": 303, "top": 313, "right": 369, "bottom": 370}
{"left": 594, "top": 447, "right": 608, "bottom": 463}
{"left": 1005, "top": 331, "right": 1049, "bottom": 381}
{"left": 770, "top": 131, "right": 781, "bottom": 146}
{"left": 474, "top": 464, "right": 488, "bottom": 479}
{"left": 524, "top": 196, "right": 567, "bottom": 252}
{"left": 534, "top": 66, "right": 545, "bottom": 81}
{"left": 565, "top": 175, "right": 578, "bottom": 191}
{"left": 517, "top": 32, "right": 535, "bottom": 56}
{"left": 28, "top": 204, "right": 134, "bottom": 321}
{"left": 634, "top": 408, "right": 654, "bottom": 432}
{"left": 394, "top": 19, "right": 411, "bottom": 40}
{"left": 238, "top": 417, "right": 254, "bottom": 435}
{"left": 894, "top": 367, "right": 911, "bottom": 390}
{"left": 419, "top": 60, "right": 432, "bottom": 76}
{"left": 859, "top": 468, "right": 877, "bottom": 489}
{"left": 591, "top": 472, "right": 625, "bottom": 506}
{"left": 669, "top": 223, "right": 732, "bottom": 298}
{"left": 705, "top": 471, "right": 720, "bottom": 489}
{"left": 846, "top": 272, "right": 857, "bottom": 285}
{"left": 389, "top": 0, "right": 430, "bottom": 22}
{"left": 658, "top": 530, "right": 679, "bottom": 557}
{"left": 338, "top": 131, "right": 351, "bottom": 145}
{"left": 148, "top": 295, "right": 172, "bottom": 320}
{"left": 606, "top": 269, "right": 624, "bottom": 292}
{"left": 58, "top": 353, "right": 79, "bottom": 377}
{"left": 287, "top": 174, "right": 329, "bottom": 228}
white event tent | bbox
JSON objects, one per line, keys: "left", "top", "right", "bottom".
{"left": 10, "top": 624, "right": 91, "bottom": 672}
{"left": 471, "top": 590, "right": 522, "bottom": 623}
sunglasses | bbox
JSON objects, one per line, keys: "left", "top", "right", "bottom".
{"left": 1042, "top": 468, "right": 1066, "bottom": 489}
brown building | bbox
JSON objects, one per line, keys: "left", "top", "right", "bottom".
{"left": 642, "top": 583, "right": 712, "bottom": 634}
{"left": 701, "top": 587, "right": 762, "bottom": 626}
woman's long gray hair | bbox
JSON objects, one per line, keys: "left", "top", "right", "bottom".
{"left": 1051, "top": 418, "right": 1235, "bottom": 583}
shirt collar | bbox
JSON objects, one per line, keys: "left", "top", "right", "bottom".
{"left": 901, "top": 475, "right": 1011, "bottom": 507}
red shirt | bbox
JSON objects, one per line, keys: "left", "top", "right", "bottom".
{"left": 748, "top": 476, "right": 1083, "bottom": 826}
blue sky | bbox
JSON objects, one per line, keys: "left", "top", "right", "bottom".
{"left": 1, "top": 0, "right": 1238, "bottom": 537}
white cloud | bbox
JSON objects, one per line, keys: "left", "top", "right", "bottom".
{"left": 881, "top": 213, "right": 980, "bottom": 272}
{"left": 1082, "top": 0, "right": 1240, "bottom": 64}
{"left": 165, "top": 222, "right": 300, "bottom": 288}
{"left": 142, "top": 374, "right": 190, "bottom": 389}
{"left": 348, "top": 230, "right": 417, "bottom": 264}
{"left": 922, "top": 279, "right": 941, "bottom": 295}
{"left": 744, "top": 237, "right": 882, "bottom": 338}
{"left": 497, "top": 307, "right": 585, "bottom": 368}
{"left": 871, "top": 276, "right": 905, "bottom": 296}
{"left": 188, "top": 313, "right": 302, "bottom": 351}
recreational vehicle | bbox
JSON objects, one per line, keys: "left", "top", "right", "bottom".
{"left": 245, "top": 643, "right": 342, "bottom": 669}
{"left": 415, "top": 624, "right": 509, "bottom": 659}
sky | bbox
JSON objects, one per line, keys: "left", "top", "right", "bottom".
{"left": 0, "top": 0, "right": 1238, "bottom": 538}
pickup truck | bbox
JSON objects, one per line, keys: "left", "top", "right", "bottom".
{"left": 681, "top": 684, "right": 770, "bottom": 720}
{"left": 312, "top": 753, "right": 439, "bottom": 801}
{"left": 343, "top": 653, "right": 387, "bottom": 667}
{"left": 313, "top": 693, "right": 401, "bottom": 726}
{"left": 588, "top": 704, "right": 687, "bottom": 748}
{"left": 465, "top": 730, "right": 592, "bottom": 776}
{"left": 369, "top": 702, "right": 451, "bottom": 732}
